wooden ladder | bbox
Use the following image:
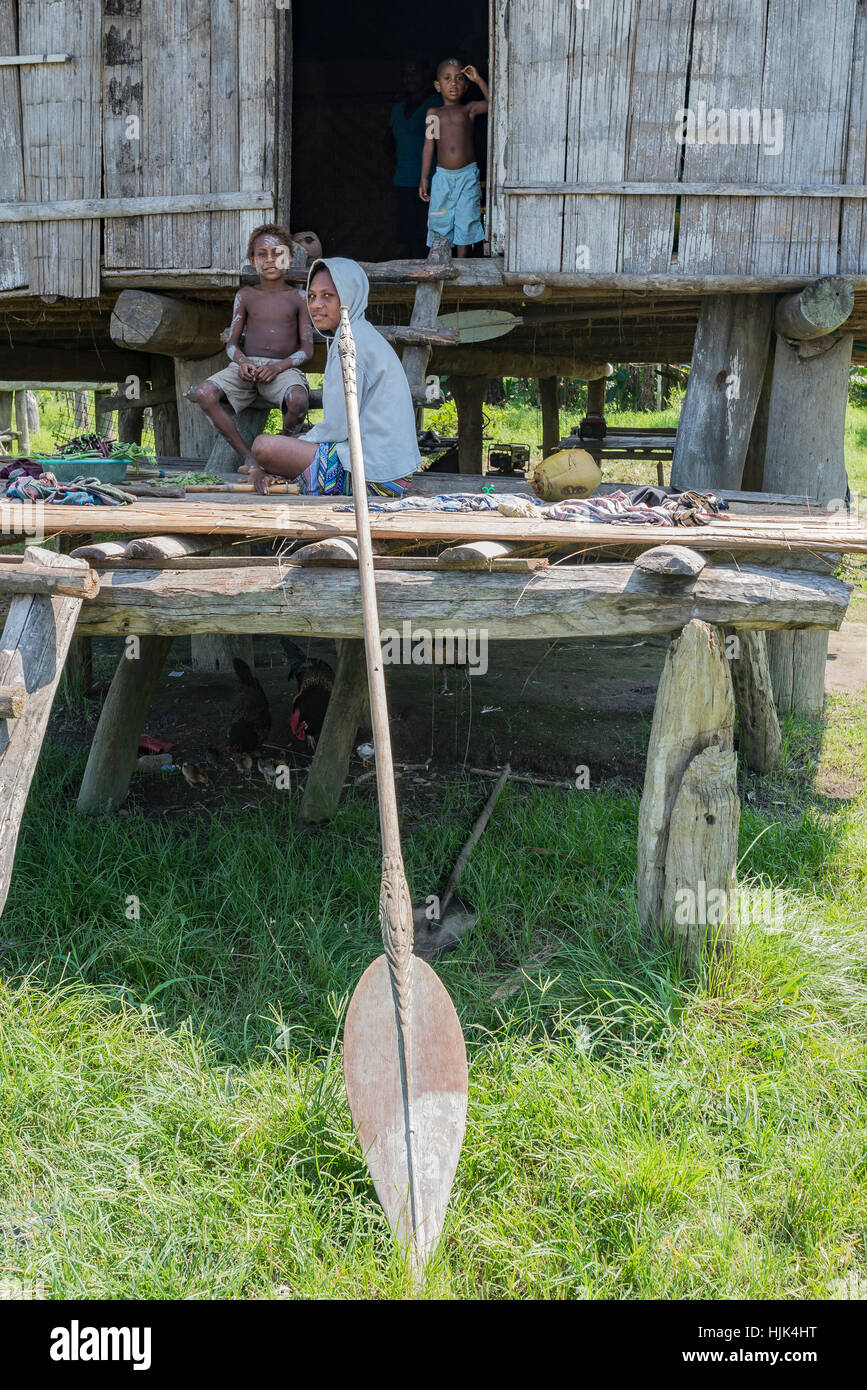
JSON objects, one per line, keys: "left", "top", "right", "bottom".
{"left": 0, "top": 547, "right": 99, "bottom": 916}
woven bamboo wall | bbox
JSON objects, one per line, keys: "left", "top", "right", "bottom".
{"left": 499, "top": 0, "right": 867, "bottom": 277}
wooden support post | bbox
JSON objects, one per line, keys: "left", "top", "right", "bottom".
{"left": 637, "top": 619, "right": 737, "bottom": 970}
{"left": 174, "top": 353, "right": 226, "bottom": 459}
{"left": 449, "top": 375, "right": 486, "bottom": 474}
{"left": 539, "top": 377, "right": 559, "bottom": 458}
{"left": 740, "top": 354, "right": 774, "bottom": 494}
{"left": 586, "top": 377, "right": 606, "bottom": 416}
{"left": 74, "top": 391, "right": 90, "bottom": 431}
{"left": 661, "top": 746, "right": 739, "bottom": 972}
{"left": 300, "top": 638, "right": 368, "bottom": 822}
{"left": 0, "top": 392, "right": 13, "bottom": 444}
{"left": 670, "top": 294, "right": 775, "bottom": 493}
{"left": 59, "top": 534, "right": 92, "bottom": 696}
{"left": 0, "top": 547, "right": 92, "bottom": 913}
{"left": 13, "top": 390, "right": 30, "bottom": 455}
{"left": 76, "top": 635, "right": 173, "bottom": 815}
{"left": 117, "top": 381, "right": 143, "bottom": 448}
{"left": 94, "top": 389, "right": 117, "bottom": 443}
{"left": 762, "top": 331, "right": 853, "bottom": 717}
{"left": 401, "top": 235, "right": 452, "bottom": 426}
{"left": 149, "top": 357, "right": 180, "bottom": 458}
{"left": 726, "top": 628, "right": 782, "bottom": 773}
{"left": 206, "top": 405, "right": 271, "bottom": 474}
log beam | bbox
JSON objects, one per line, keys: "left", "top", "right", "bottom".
{"left": 66, "top": 561, "right": 851, "bottom": 639}
{"left": 111, "top": 290, "right": 232, "bottom": 358}
{"left": 774, "top": 277, "right": 854, "bottom": 341}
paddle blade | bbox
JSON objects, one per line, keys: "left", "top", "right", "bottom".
{"left": 344, "top": 953, "right": 468, "bottom": 1273}
{"left": 436, "top": 309, "right": 519, "bottom": 343}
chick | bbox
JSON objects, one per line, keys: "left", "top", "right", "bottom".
{"left": 228, "top": 749, "right": 253, "bottom": 775}
{"left": 181, "top": 762, "right": 211, "bottom": 789}
{"left": 257, "top": 757, "right": 279, "bottom": 786}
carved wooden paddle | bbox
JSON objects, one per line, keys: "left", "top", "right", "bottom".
{"left": 337, "top": 307, "right": 468, "bottom": 1279}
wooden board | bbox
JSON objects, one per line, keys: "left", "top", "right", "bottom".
{"left": 840, "top": 0, "right": 867, "bottom": 273}
{"left": 102, "top": 0, "right": 145, "bottom": 268}
{"left": 1, "top": 497, "right": 865, "bottom": 553}
{"left": 18, "top": 0, "right": 102, "bottom": 297}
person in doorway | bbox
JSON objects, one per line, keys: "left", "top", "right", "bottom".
{"left": 420, "top": 59, "right": 488, "bottom": 257}
{"left": 248, "top": 258, "right": 421, "bottom": 496}
{"left": 194, "top": 223, "right": 313, "bottom": 472}
{"left": 388, "top": 60, "right": 442, "bottom": 258}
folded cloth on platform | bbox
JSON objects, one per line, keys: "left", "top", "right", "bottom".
{"left": 5, "top": 472, "right": 137, "bottom": 505}
{"left": 348, "top": 487, "right": 727, "bottom": 526}
{"left": 0, "top": 459, "right": 44, "bottom": 479}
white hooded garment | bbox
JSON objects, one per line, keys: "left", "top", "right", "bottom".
{"left": 302, "top": 257, "right": 423, "bottom": 483}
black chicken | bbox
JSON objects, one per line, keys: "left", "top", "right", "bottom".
{"left": 226, "top": 658, "right": 272, "bottom": 754}
{"left": 280, "top": 638, "right": 335, "bottom": 747}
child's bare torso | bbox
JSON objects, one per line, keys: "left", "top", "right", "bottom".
{"left": 434, "top": 104, "right": 477, "bottom": 169}
{"left": 240, "top": 284, "right": 305, "bottom": 359}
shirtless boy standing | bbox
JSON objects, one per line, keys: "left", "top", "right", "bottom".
{"left": 419, "top": 60, "right": 488, "bottom": 257}
{"left": 195, "top": 224, "right": 314, "bottom": 472}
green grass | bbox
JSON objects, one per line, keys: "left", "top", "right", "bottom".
{"left": 1, "top": 723, "right": 866, "bottom": 1299}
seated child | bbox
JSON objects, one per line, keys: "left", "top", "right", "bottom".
{"left": 419, "top": 60, "right": 488, "bottom": 257}
{"left": 248, "top": 258, "right": 422, "bottom": 496}
{"left": 195, "top": 223, "right": 313, "bottom": 471}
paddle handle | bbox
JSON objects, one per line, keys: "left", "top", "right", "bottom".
{"left": 440, "top": 763, "right": 511, "bottom": 917}
{"left": 337, "top": 310, "right": 414, "bottom": 964}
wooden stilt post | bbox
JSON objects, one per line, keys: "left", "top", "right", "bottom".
{"left": 637, "top": 619, "right": 738, "bottom": 971}
{"left": 149, "top": 357, "right": 180, "bottom": 458}
{"left": 762, "top": 328, "right": 853, "bottom": 718}
{"left": 401, "top": 235, "right": 452, "bottom": 428}
{"left": 670, "top": 294, "right": 775, "bottom": 492}
{"left": 77, "top": 635, "right": 173, "bottom": 815}
{"left": 174, "top": 352, "right": 226, "bottom": 459}
{"left": 450, "top": 375, "right": 486, "bottom": 474}
{"left": 59, "top": 534, "right": 93, "bottom": 697}
{"left": 539, "top": 376, "right": 559, "bottom": 458}
{"left": 206, "top": 405, "right": 271, "bottom": 473}
{"left": 0, "top": 391, "right": 13, "bottom": 451}
{"left": 300, "top": 638, "right": 368, "bottom": 823}
{"left": 0, "top": 548, "right": 94, "bottom": 914}
{"left": 94, "top": 389, "right": 117, "bottom": 443}
{"left": 726, "top": 628, "right": 782, "bottom": 773}
{"left": 117, "top": 380, "right": 143, "bottom": 449}
{"left": 13, "top": 391, "right": 30, "bottom": 455}
{"left": 586, "top": 377, "right": 606, "bottom": 416}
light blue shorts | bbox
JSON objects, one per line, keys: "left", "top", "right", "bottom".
{"left": 426, "top": 162, "right": 485, "bottom": 248}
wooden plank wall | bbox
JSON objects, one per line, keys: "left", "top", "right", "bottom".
{"left": 18, "top": 0, "right": 102, "bottom": 298}
{"left": 503, "top": 0, "right": 867, "bottom": 277}
{"left": 0, "top": 1, "right": 27, "bottom": 290}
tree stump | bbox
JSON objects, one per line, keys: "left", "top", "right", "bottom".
{"left": 637, "top": 620, "right": 736, "bottom": 944}
{"left": 300, "top": 639, "right": 368, "bottom": 823}
{"left": 77, "top": 635, "right": 174, "bottom": 815}
{"left": 670, "top": 294, "right": 775, "bottom": 492}
{"left": 661, "top": 745, "right": 739, "bottom": 972}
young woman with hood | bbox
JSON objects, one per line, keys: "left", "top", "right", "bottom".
{"left": 249, "top": 257, "right": 423, "bottom": 495}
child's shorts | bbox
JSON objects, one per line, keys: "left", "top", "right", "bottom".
{"left": 298, "top": 443, "right": 410, "bottom": 497}
{"left": 206, "top": 358, "right": 308, "bottom": 414}
{"left": 426, "top": 162, "right": 485, "bottom": 248}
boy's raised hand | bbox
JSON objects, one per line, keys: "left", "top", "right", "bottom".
{"left": 462, "top": 64, "right": 481, "bottom": 84}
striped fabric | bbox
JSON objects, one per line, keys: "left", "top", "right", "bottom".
{"left": 298, "top": 442, "right": 410, "bottom": 498}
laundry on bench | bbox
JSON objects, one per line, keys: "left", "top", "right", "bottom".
{"left": 352, "top": 486, "right": 729, "bottom": 527}
{"left": 3, "top": 469, "right": 137, "bottom": 506}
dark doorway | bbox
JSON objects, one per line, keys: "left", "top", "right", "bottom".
{"left": 291, "top": 0, "right": 489, "bottom": 261}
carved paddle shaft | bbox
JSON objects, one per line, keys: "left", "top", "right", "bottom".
{"left": 337, "top": 308, "right": 468, "bottom": 1278}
